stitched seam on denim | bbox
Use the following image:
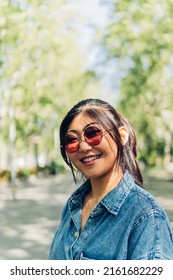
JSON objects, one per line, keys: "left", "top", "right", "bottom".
{"left": 131, "top": 207, "right": 155, "bottom": 230}
{"left": 130, "top": 186, "right": 156, "bottom": 212}
{"left": 135, "top": 253, "right": 170, "bottom": 260}
{"left": 69, "top": 180, "right": 91, "bottom": 209}
{"left": 101, "top": 173, "right": 134, "bottom": 214}
{"left": 131, "top": 211, "right": 171, "bottom": 260}
{"left": 131, "top": 206, "right": 168, "bottom": 230}
{"left": 125, "top": 205, "right": 172, "bottom": 260}
{"left": 102, "top": 192, "right": 128, "bottom": 215}
{"left": 153, "top": 214, "right": 172, "bottom": 260}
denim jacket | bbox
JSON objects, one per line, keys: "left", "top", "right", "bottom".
{"left": 49, "top": 171, "right": 173, "bottom": 260}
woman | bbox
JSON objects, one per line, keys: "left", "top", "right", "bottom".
{"left": 49, "top": 98, "right": 173, "bottom": 260}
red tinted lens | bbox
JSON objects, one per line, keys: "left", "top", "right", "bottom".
{"left": 65, "top": 134, "right": 79, "bottom": 153}
{"left": 84, "top": 126, "right": 102, "bottom": 145}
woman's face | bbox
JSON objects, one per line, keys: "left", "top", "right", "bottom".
{"left": 65, "top": 113, "right": 120, "bottom": 181}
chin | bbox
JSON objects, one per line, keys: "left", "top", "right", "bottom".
{"left": 83, "top": 173, "right": 102, "bottom": 180}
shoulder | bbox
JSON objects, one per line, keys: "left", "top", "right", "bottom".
{"left": 130, "top": 184, "right": 160, "bottom": 209}
{"left": 120, "top": 172, "right": 170, "bottom": 224}
{"left": 119, "top": 171, "right": 161, "bottom": 211}
{"left": 127, "top": 183, "right": 173, "bottom": 237}
{"left": 125, "top": 179, "right": 173, "bottom": 259}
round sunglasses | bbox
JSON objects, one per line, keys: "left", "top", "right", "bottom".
{"left": 61, "top": 123, "right": 109, "bottom": 153}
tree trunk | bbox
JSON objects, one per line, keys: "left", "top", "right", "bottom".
{"left": 9, "top": 106, "right": 17, "bottom": 201}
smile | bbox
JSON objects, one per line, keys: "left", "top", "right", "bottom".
{"left": 81, "top": 155, "right": 101, "bottom": 163}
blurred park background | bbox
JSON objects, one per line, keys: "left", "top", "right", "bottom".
{"left": 0, "top": 0, "right": 173, "bottom": 259}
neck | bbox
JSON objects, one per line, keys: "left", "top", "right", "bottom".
{"left": 89, "top": 168, "right": 123, "bottom": 202}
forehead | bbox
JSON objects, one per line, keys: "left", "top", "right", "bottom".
{"left": 68, "top": 113, "right": 97, "bottom": 132}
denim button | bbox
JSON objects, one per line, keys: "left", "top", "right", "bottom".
{"left": 74, "top": 231, "right": 79, "bottom": 238}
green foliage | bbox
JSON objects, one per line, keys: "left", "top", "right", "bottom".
{"left": 104, "top": 0, "right": 173, "bottom": 166}
{"left": 0, "top": 162, "right": 66, "bottom": 182}
{"left": 0, "top": 169, "right": 11, "bottom": 182}
{"left": 0, "top": 0, "right": 100, "bottom": 170}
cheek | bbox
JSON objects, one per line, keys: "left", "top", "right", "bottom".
{"left": 107, "top": 149, "right": 118, "bottom": 166}
{"left": 104, "top": 136, "right": 118, "bottom": 155}
{"left": 67, "top": 153, "right": 76, "bottom": 163}
{"left": 67, "top": 153, "right": 80, "bottom": 168}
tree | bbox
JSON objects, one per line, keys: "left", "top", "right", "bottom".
{"left": 0, "top": 0, "right": 100, "bottom": 197}
{"left": 103, "top": 0, "right": 173, "bottom": 166}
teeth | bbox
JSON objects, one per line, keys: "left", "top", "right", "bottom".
{"left": 82, "top": 155, "right": 100, "bottom": 163}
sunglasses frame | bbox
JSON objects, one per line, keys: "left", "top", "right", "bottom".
{"left": 61, "top": 122, "right": 110, "bottom": 153}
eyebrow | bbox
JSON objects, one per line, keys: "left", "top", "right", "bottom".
{"left": 67, "top": 122, "right": 98, "bottom": 134}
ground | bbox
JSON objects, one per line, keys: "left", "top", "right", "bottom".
{"left": 0, "top": 171, "right": 173, "bottom": 260}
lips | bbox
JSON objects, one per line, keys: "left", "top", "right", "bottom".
{"left": 81, "top": 155, "right": 101, "bottom": 163}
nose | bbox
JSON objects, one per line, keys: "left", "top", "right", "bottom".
{"left": 78, "top": 139, "right": 92, "bottom": 153}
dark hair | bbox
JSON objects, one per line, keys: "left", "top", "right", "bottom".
{"left": 60, "top": 98, "right": 143, "bottom": 186}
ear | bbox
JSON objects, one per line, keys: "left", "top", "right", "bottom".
{"left": 118, "top": 126, "right": 128, "bottom": 145}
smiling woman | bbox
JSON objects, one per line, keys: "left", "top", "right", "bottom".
{"left": 49, "top": 98, "right": 173, "bottom": 260}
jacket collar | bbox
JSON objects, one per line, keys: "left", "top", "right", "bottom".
{"left": 100, "top": 171, "right": 135, "bottom": 215}
{"left": 69, "top": 171, "right": 136, "bottom": 215}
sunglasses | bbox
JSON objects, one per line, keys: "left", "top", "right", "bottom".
{"left": 62, "top": 123, "right": 109, "bottom": 153}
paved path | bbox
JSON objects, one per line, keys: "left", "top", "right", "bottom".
{"left": 0, "top": 173, "right": 76, "bottom": 260}
{"left": 0, "top": 172, "right": 173, "bottom": 260}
